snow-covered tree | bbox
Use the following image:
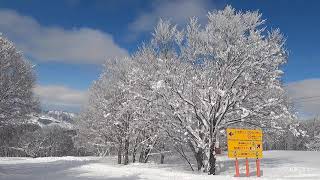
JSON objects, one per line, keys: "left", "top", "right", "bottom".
{"left": 136, "top": 6, "right": 292, "bottom": 174}
{"left": 78, "top": 58, "right": 148, "bottom": 164}
{"left": 304, "top": 118, "right": 320, "bottom": 151}
{"left": 307, "top": 134, "right": 320, "bottom": 151}
{"left": 80, "top": 6, "right": 293, "bottom": 175}
{"left": 20, "top": 125, "right": 75, "bottom": 157}
{"left": 0, "top": 34, "right": 38, "bottom": 126}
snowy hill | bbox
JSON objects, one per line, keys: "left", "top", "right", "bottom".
{"left": 0, "top": 151, "right": 320, "bottom": 179}
{"left": 46, "top": 110, "right": 76, "bottom": 123}
{"left": 28, "top": 111, "right": 77, "bottom": 129}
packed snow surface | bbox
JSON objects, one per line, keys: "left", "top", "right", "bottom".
{"left": 0, "top": 151, "right": 320, "bottom": 180}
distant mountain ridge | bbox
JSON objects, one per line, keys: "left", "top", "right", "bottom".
{"left": 28, "top": 110, "right": 77, "bottom": 129}
{"left": 45, "top": 110, "right": 76, "bottom": 123}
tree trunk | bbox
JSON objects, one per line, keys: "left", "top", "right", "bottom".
{"left": 208, "top": 143, "right": 216, "bottom": 175}
{"left": 188, "top": 140, "right": 204, "bottom": 171}
{"left": 138, "top": 150, "right": 144, "bottom": 163}
{"left": 132, "top": 137, "right": 139, "bottom": 163}
{"left": 117, "top": 149, "right": 122, "bottom": 164}
{"left": 160, "top": 153, "right": 165, "bottom": 164}
{"left": 143, "top": 148, "right": 151, "bottom": 163}
{"left": 160, "top": 143, "right": 165, "bottom": 164}
{"left": 123, "top": 138, "right": 129, "bottom": 165}
{"left": 132, "top": 148, "right": 137, "bottom": 163}
{"left": 195, "top": 148, "right": 205, "bottom": 171}
{"left": 117, "top": 140, "right": 122, "bottom": 164}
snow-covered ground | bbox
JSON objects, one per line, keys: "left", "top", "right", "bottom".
{"left": 0, "top": 151, "right": 320, "bottom": 180}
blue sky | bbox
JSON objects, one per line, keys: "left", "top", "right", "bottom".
{"left": 0, "top": 0, "right": 319, "bottom": 116}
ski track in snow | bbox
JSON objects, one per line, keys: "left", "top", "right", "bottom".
{"left": 0, "top": 151, "right": 320, "bottom": 180}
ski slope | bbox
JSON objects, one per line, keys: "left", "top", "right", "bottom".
{"left": 0, "top": 151, "right": 319, "bottom": 180}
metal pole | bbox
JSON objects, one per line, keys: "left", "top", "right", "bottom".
{"left": 235, "top": 158, "right": 240, "bottom": 177}
{"left": 256, "top": 158, "right": 261, "bottom": 177}
{"left": 246, "top": 158, "right": 249, "bottom": 177}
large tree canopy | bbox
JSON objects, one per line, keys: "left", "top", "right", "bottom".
{"left": 0, "top": 34, "right": 38, "bottom": 126}
{"left": 79, "top": 6, "right": 293, "bottom": 175}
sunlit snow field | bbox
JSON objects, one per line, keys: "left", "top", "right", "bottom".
{"left": 0, "top": 151, "right": 320, "bottom": 180}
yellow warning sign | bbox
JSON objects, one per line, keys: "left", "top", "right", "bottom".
{"left": 227, "top": 128, "right": 263, "bottom": 159}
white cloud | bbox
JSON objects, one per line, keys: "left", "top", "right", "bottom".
{"left": 0, "top": 9, "right": 128, "bottom": 64}
{"left": 128, "top": 0, "right": 214, "bottom": 38}
{"left": 34, "top": 85, "right": 88, "bottom": 111}
{"left": 286, "top": 79, "right": 320, "bottom": 118}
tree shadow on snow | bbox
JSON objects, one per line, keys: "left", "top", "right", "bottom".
{"left": 0, "top": 159, "right": 142, "bottom": 180}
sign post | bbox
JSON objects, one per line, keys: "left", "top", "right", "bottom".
{"left": 227, "top": 128, "right": 263, "bottom": 177}
{"left": 246, "top": 158, "right": 249, "bottom": 177}
{"left": 235, "top": 158, "right": 240, "bottom": 177}
{"left": 256, "top": 158, "right": 261, "bottom": 177}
